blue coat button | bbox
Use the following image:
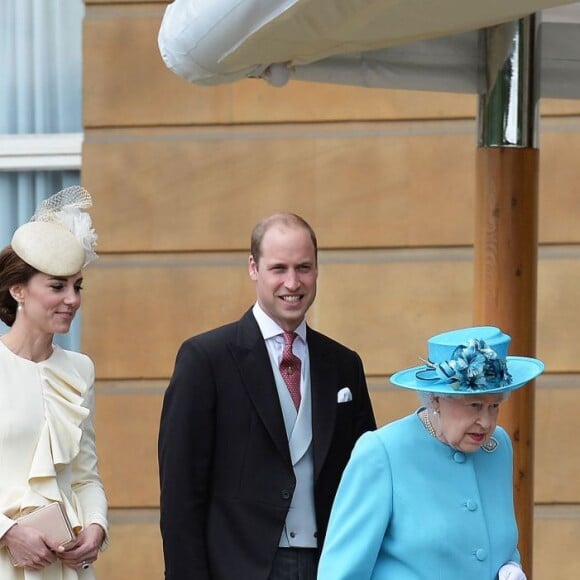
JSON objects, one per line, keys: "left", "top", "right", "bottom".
{"left": 453, "top": 452, "right": 465, "bottom": 463}
{"left": 475, "top": 548, "right": 488, "bottom": 561}
{"left": 281, "top": 489, "right": 291, "bottom": 500}
{"left": 466, "top": 499, "right": 478, "bottom": 511}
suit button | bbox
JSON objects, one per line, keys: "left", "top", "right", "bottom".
{"left": 453, "top": 452, "right": 465, "bottom": 463}
{"left": 475, "top": 548, "right": 487, "bottom": 561}
{"left": 281, "top": 489, "right": 291, "bottom": 500}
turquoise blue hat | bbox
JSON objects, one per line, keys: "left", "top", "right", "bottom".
{"left": 390, "top": 326, "right": 544, "bottom": 395}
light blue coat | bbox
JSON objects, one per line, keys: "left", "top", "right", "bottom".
{"left": 318, "top": 411, "right": 520, "bottom": 580}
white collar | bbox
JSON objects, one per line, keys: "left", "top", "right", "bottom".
{"left": 252, "top": 302, "right": 307, "bottom": 342}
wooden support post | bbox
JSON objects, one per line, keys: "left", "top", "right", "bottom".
{"left": 474, "top": 146, "right": 539, "bottom": 575}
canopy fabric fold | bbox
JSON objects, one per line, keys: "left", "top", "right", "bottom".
{"left": 159, "top": 0, "right": 580, "bottom": 98}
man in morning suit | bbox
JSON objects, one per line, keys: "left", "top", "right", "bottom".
{"left": 158, "top": 213, "right": 376, "bottom": 579}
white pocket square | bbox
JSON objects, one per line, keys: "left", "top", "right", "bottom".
{"left": 337, "top": 387, "right": 352, "bottom": 403}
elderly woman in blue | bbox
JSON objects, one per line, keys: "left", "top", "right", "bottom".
{"left": 317, "top": 327, "right": 544, "bottom": 580}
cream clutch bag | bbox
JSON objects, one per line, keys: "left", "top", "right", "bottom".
{"left": 7, "top": 502, "right": 75, "bottom": 565}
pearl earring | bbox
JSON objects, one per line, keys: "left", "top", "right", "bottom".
{"left": 12, "top": 295, "right": 23, "bottom": 311}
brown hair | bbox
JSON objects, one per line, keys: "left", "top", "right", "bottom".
{"left": 0, "top": 246, "right": 38, "bottom": 326}
{"left": 250, "top": 213, "right": 318, "bottom": 266}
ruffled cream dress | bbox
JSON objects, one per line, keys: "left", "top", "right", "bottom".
{"left": 0, "top": 341, "right": 108, "bottom": 579}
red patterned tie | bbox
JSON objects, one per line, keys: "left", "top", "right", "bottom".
{"left": 280, "top": 332, "right": 302, "bottom": 409}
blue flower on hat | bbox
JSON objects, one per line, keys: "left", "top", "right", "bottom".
{"left": 431, "top": 339, "right": 512, "bottom": 391}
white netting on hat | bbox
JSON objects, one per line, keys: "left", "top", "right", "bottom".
{"left": 31, "top": 186, "right": 98, "bottom": 267}
{"left": 32, "top": 185, "right": 93, "bottom": 220}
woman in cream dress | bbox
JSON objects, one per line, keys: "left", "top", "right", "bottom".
{"left": 0, "top": 187, "right": 108, "bottom": 579}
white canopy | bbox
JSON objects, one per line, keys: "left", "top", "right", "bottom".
{"left": 158, "top": 0, "right": 580, "bottom": 97}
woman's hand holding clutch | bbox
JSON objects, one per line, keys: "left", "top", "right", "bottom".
{"left": 1, "top": 523, "right": 62, "bottom": 570}
{"left": 57, "top": 523, "right": 106, "bottom": 571}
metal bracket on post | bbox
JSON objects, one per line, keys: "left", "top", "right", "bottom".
{"left": 478, "top": 16, "right": 540, "bottom": 148}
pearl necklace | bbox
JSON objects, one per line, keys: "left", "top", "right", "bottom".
{"left": 421, "top": 409, "right": 437, "bottom": 439}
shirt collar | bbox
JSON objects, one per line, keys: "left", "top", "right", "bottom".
{"left": 252, "top": 302, "right": 307, "bottom": 342}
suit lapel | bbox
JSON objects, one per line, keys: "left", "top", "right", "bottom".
{"left": 308, "top": 328, "right": 338, "bottom": 482}
{"left": 229, "top": 311, "right": 291, "bottom": 465}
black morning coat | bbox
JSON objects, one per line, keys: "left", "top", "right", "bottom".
{"left": 159, "top": 309, "right": 376, "bottom": 579}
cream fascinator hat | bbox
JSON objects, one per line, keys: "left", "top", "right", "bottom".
{"left": 390, "top": 326, "right": 544, "bottom": 395}
{"left": 11, "top": 186, "right": 98, "bottom": 276}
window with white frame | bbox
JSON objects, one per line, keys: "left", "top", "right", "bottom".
{"left": 0, "top": 0, "right": 85, "bottom": 350}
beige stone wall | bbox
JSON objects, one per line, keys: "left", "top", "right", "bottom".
{"left": 83, "top": 2, "right": 580, "bottom": 578}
